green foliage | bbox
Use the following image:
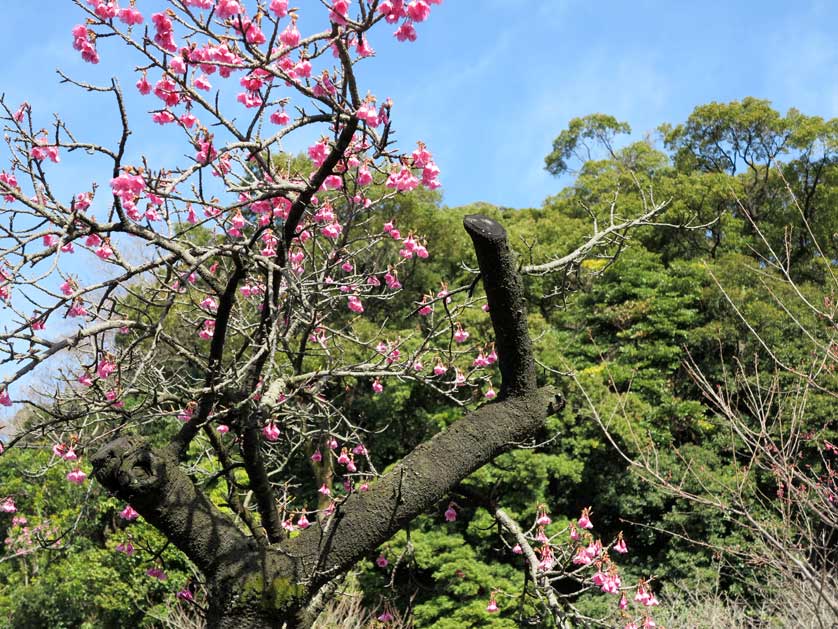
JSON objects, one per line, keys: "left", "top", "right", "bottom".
{"left": 545, "top": 114, "right": 632, "bottom": 176}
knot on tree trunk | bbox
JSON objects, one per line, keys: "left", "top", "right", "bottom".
{"left": 91, "top": 436, "right": 167, "bottom": 499}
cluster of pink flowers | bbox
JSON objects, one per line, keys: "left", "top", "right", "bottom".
{"left": 378, "top": 0, "right": 443, "bottom": 42}
{"left": 71, "top": 24, "right": 99, "bottom": 64}
{"left": 30, "top": 136, "right": 60, "bottom": 163}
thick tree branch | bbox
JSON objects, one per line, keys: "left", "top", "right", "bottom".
{"left": 284, "top": 214, "right": 556, "bottom": 592}
{"left": 91, "top": 436, "right": 254, "bottom": 576}
{"left": 464, "top": 214, "right": 537, "bottom": 398}
{"left": 285, "top": 388, "right": 556, "bottom": 592}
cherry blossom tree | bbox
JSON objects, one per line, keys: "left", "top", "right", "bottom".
{"left": 0, "top": 2, "right": 669, "bottom": 627}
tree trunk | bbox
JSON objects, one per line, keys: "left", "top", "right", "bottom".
{"left": 91, "top": 215, "right": 556, "bottom": 626}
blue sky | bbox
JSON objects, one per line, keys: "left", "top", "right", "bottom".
{"left": 1, "top": 1, "right": 837, "bottom": 415}
{"left": 2, "top": 1, "right": 837, "bottom": 211}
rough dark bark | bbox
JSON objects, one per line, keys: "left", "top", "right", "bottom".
{"left": 463, "top": 214, "right": 537, "bottom": 398}
{"left": 91, "top": 215, "right": 555, "bottom": 628}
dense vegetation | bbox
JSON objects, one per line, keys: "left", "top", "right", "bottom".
{"left": 3, "top": 98, "right": 837, "bottom": 627}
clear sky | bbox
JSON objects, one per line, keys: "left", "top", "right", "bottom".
{"left": 2, "top": 1, "right": 837, "bottom": 211}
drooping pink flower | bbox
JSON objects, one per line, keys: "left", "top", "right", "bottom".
{"left": 297, "top": 513, "right": 310, "bottom": 529}
{"left": 110, "top": 172, "right": 145, "bottom": 201}
{"left": 31, "top": 137, "right": 60, "bottom": 163}
{"left": 12, "top": 102, "right": 28, "bottom": 123}
{"left": 151, "top": 12, "right": 177, "bottom": 52}
{"left": 347, "top": 295, "right": 364, "bottom": 313}
{"left": 270, "top": 108, "right": 290, "bottom": 125}
{"left": 394, "top": 22, "right": 417, "bottom": 42}
{"left": 217, "top": 424, "right": 230, "bottom": 434}
{"left": 585, "top": 539, "right": 602, "bottom": 560}
{"left": 269, "top": 0, "right": 289, "bottom": 17}
{"left": 0, "top": 497, "right": 16, "bottom": 513}
{"left": 572, "top": 547, "right": 592, "bottom": 566}
{"left": 378, "top": 610, "right": 394, "bottom": 622}
{"left": 453, "top": 323, "right": 469, "bottom": 343}
{"left": 371, "top": 378, "right": 383, "bottom": 394}
{"left": 486, "top": 594, "right": 499, "bottom": 613}
{"left": 72, "top": 25, "right": 99, "bottom": 63}
{"left": 578, "top": 507, "right": 594, "bottom": 530}
{"left": 262, "top": 422, "right": 280, "bottom": 441}
{"left": 115, "top": 540, "right": 134, "bottom": 555}
{"left": 68, "top": 301, "right": 89, "bottom": 318}
{"left": 146, "top": 566, "right": 167, "bottom": 580}
{"left": 62, "top": 447, "right": 78, "bottom": 461}
{"left": 279, "top": 17, "right": 300, "bottom": 47}
{"left": 444, "top": 503, "right": 457, "bottom": 522}
{"left": 66, "top": 469, "right": 87, "bottom": 485}
{"left": 198, "top": 319, "right": 215, "bottom": 340}
{"left": 385, "top": 166, "right": 419, "bottom": 192}
{"left": 406, "top": 1, "right": 431, "bottom": 22}
{"left": 484, "top": 386, "right": 497, "bottom": 400}
{"left": 613, "top": 533, "right": 628, "bottom": 554}
{"left": 215, "top": 0, "right": 242, "bottom": 18}
{"left": 318, "top": 483, "right": 331, "bottom": 496}
{"left": 0, "top": 171, "right": 20, "bottom": 202}
{"left": 136, "top": 73, "right": 152, "bottom": 95}
{"left": 97, "top": 358, "right": 117, "bottom": 379}
{"left": 120, "top": 505, "right": 140, "bottom": 521}
{"left": 118, "top": 6, "right": 144, "bottom": 25}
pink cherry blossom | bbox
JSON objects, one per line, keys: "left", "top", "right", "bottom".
{"left": 118, "top": 6, "right": 144, "bottom": 25}
{"left": 444, "top": 503, "right": 457, "bottom": 522}
{"left": 120, "top": 505, "right": 140, "bottom": 521}
{"left": 453, "top": 323, "right": 469, "bottom": 343}
{"left": 270, "top": 108, "right": 290, "bottom": 125}
{"left": 116, "top": 541, "right": 135, "bottom": 555}
{"left": 72, "top": 25, "right": 99, "bottom": 63}
{"left": 66, "top": 469, "right": 87, "bottom": 485}
{"left": 262, "top": 422, "right": 280, "bottom": 441}
{"left": 394, "top": 22, "right": 417, "bottom": 42}
{"left": 613, "top": 534, "right": 628, "bottom": 554}
{"left": 279, "top": 18, "right": 301, "bottom": 47}
{"left": 151, "top": 12, "right": 177, "bottom": 52}
{"left": 269, "top": 0, "right": 289, "bottom": 17}
{"left": 146, "top": 566, "right": 167, "bottom": 580}
{"left": 407, "top": 1, "right": 431, "bottom": 22}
